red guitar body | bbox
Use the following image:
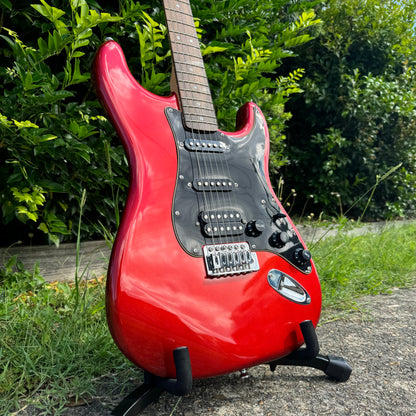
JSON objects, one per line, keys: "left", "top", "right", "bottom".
{"left": 93, "top": 40, "right": 322, "bottom": 380}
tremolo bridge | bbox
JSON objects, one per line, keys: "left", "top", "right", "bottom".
{"left": 203, "top": 242, "right": 260, "bottom": 277}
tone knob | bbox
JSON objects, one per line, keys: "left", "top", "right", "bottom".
{"left": 246, "top": 219, "right": 265, "bottom": 236}
{"left": 294, "top": 248, "right": 312, "bottom": 266}
{"left": 270, "top": 231, "right": 289, "bottom": 247}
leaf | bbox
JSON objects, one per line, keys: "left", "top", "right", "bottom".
{"left": 37, "top": 37, "right": 49, "bottom": 57}
{"left": 13, "top": 119, "right": 39, "bottom": 129}
{"left": 39, "top": 134, "right": 57, "bottom": 142}
{"left": 31, "top": 1, "right": 66, "bottom": 23}
{"left": 284, "top": 34, "right": 312, "bottom": 48}
{"left": 202, "top": 45, "right": 229, "bottom": 56}
{"left": 0, "top": 0, "right": 12, "bottom": 10}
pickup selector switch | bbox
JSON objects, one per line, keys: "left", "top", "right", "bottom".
{"left": 246, "top": 220, "right": 265, "bottom": 236}
{"left": 294, "top": 248, "right": 312, "bottom": 266}
{"left": 270, "top": 231, "right": 290, "bottom": 248}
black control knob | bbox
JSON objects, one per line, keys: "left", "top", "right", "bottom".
{"left": 294, "top": 248, "right": 312, "bottom": 266}
{"left": 246, "top": 219, "right": 266, "bottom": 236}
{"left": 270, "top": 231, "right": 290, "bottom": 248}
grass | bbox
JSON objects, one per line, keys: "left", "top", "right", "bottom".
{"left": 0, "top": 259, "right": 137, "bottom": 415}
{"left": 0, "top": 222, "right": 415, "bottom": 415}
{"left": 311, "top": 221, "right": 416, "bottom": 314}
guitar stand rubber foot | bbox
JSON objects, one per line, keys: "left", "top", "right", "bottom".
{"left": 268, "top": 320, "right": 352, "bottom": 382}
{"left": 112, "top": 346, "right": 192, "bottom": 416}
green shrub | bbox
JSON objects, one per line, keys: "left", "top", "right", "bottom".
{"left": 0, "top": 0, "right": 128, "bottom": 245}
{"left": 0, "top": 0, "right": 319, "bottom": 245}
{"left": 282, "top": 0, "right": 416, "bottom": 219}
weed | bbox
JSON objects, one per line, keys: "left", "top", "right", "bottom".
{"left": 0, "top": 266, "right": 136, "bottom": 415}
{"left": 312, "top": 222, "right": 416, "bottom": 315}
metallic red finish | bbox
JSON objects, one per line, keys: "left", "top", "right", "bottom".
{"left": 93, "top": 40, "right": 322, "bottom": 379}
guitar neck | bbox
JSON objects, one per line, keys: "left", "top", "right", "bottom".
{"left": 163, "top": 0, "right": 218, "bottom": 132}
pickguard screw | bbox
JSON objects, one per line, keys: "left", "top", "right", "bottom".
{"left": 261, "top": 199, "right": 266, "bottom": 205}
{"left": 187, "top": 182, "right": 192, "bottom": 188}
{"left": 179, "top": 174, "right": 184, "bottom": 180}
{"left": 175, "top": 211, "right": 180, "bottom": 216}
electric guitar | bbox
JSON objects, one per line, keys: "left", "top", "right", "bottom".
{"left": 93, "top": 0, "right": 322, "bottom": 380}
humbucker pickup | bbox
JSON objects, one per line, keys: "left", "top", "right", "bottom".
{"left": 200, "top": 209, "right": 244, "bottom": 237}
{"left": 203, "top": 242, "right": 260, "bottom": 277}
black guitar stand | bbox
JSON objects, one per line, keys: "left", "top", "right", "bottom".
{"left": 268, "top": 320, "right": 352, "bottom": 382}
{"left": 112, "top": 321, "right": 351, "bottom": 415}
{"left": 112, "top": 346, "right": 192, "bottom": 416}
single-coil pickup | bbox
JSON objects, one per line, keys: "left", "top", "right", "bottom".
{"left": 200, "top": 209, "right": 244, "bottom": 237}
{"left": 184, "top": 138, "right": 228, "bottom": 153}
{"left": 193, "top": 178, "right": 234, "bottom": 191}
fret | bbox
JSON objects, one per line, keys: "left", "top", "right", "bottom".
{"left": 181, "top": 97, "right": 215, "bottom": 106}
{"left": 169, "top": 49, "right": 206, "bottom": 63}
{"left": 164, "top": 1, "right": 194, "bottom": 16}
{"left": 182, "top": 108, "right": 217, "bottom": 120}
{"left": 163, "top": 0, "right": 218, "bottom": 132}
{"left": 169, "top": 20, "right": 196, "bottom": 31}
{"left": 182, "top": 117, "right": 218, "bottom": 127}
{"left": 180, "top": 85, "right": 211, "bottom": 96}
{"left": 175, "top": 67, "right": 207, "bottom": 80}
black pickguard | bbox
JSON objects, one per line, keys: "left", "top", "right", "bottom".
{"left": 166, "top": 107, "right": 311, "bottom": 274}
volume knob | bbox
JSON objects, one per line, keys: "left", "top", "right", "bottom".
{"left": 246, "top": 220, "right": 266, "bottom": 236}
{"left": 270, "top": 231, "right": 290, "bottom": 248}
{"left": 294, "top": 248, "right": 312, "bottom": 266}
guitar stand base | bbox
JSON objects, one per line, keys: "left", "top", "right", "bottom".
{"left": 268, "top": 320, "right": 352, "bottom": 382}
{"left": 112, "top": 346, "right": 192, "bottom": 416}
{"left": 112, "top": 321, "right": 351, "bottom": 415}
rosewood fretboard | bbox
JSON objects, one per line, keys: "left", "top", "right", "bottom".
{"left": 163, "top": 0, "right": 218, "bottom": 132}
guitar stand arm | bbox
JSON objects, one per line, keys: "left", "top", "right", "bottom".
{"left": 268, "top": 320, "right": 352, "bottom": 382}
{"left": 112, "top": 347, "right": 192, "bottom": 416}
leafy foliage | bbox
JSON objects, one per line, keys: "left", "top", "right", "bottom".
{"left": 0, "top": 0, "right": 318, "bottom": 244}
{"left": 282, "top": 0, "right": 416, "bottom": 219}
{"left": 0, "top": 0, "right": 128, "bottom": 245}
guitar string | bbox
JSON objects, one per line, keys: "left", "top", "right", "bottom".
{"left": 167, "top": 0, "right": 220, "bottom": 250}
{"left": 175, "top": 0, "right": 238, "bottom": 251}
{"left": 168, "top": 0, "right": 242, "bottom": 257}
{"left": 164, "top": 1, "right": 204, "bottom": 249}
{"left": 205, "top": 128, "right": 233, "bottom": 246}
{"left": 177, "top": 0, "right": 227, "bottom": 250}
